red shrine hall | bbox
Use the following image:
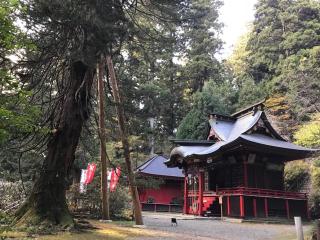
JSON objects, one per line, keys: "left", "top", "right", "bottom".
{"left": 166, "top": 102, "right": 317, "bottom": 219}
{"left": 136, "top": 155, "right": 184, "bottom": 212}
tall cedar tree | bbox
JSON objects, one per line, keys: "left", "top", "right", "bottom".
{"left": 244, "top": 0, "right": 320, "bottom": 129}
{"left": 182, "top": 0, "right": 223, "bottom": 92}
{"left": 14, "top": 0, "right": 183, "bottom": 227}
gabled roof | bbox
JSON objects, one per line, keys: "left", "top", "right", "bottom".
{"left": 209, "top": 110, "right": 284, "bottom": 142}
{"left": 166, "top": 102, "right": 318, "bottom": 167}
{"left": 136, "top": 155, "right": 184, "bottom": 178}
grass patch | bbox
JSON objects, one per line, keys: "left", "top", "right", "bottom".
{"left": 275, "top": 224, "right": 313, "bottom": 240}
{"left": 0, "top": 219, "right": 173, "bottom": 240}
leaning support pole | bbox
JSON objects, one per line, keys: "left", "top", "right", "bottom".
{"left": 97, "top": 58, "right": 110, "bottom": 220}
{"left": 106, "top": 55, "right": 143, "bottom": 225}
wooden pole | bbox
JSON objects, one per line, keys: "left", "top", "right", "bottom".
{"left": 294, "top": 216, "right": 304, "bottom": 240}
{"left": 106, "top": 55, "right": 143, "bottom": 225}
{"left": 97, "top": 58, "right": 110, "bottom": 220}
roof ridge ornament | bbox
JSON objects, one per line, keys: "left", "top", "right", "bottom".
{"left": 231, "top": 99, "right": 266, "bottom": 118}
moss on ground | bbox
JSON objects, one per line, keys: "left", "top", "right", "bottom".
{"left": 0, "top": 220, "right": 172, "bottom": 240}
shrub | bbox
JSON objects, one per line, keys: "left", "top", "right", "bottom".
{"left": 0, "top": 180, "right": 30, "bottom": 214}
{"left": 284, "top": 160, "right": 310, "bottom": 192}
{"left": 66, "top": 182, "right": 132, "bottom": 220}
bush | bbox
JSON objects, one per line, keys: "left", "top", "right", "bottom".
{"left": 0, "top": 180, "right": 30, "bottom": 214}
{"left": 66, "top": 181, "right": 132, "bottom": 220}
{"left": 109, "top": 187, "right": 132, "bottom": 220}
{"left": 284, "top": 160, "right": 310, "bottom": 192}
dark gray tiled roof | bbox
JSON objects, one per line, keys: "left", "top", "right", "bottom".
{"left": 167, "top": 110, "right": 318, "bottom": 167}
{"left": 137, "top": 155, "right": 184, "bottom": 178}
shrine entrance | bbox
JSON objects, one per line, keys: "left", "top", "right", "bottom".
{"left": 187, "top": 173, "right": 199, "bottom": 214}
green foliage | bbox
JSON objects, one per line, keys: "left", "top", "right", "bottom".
{"left": 294, "top": 114, "right": 320, "bottom": 148}
{"left": 226, "top": 31, "right": 266, "bottom": 111}
{"left": 136, "top": 176, "right": 164, "bottom": 190}
{"left": 182, "top": 0, "right": 223, "bottom": 92}
{"left": 0, "top": 0, "right": 39, "bottom": 145}
{"left": 0, "top": 211, "right": 13, "bottom": 225}
{"left": 227, "top": 0, "right": 320, "bottom": 133}
{"left": 308, "top": 157, "right": 320, "bottom": 218}
{"left": 0, "top": 92, "right": 42, "bottom": 144}
{"left": 108, "top": 187, "right": 132, "bottom": 220}
{"left": 176, "top": 79, "right": 237, "bottom": 139}
{"left": 284, "top": 160, "right": 310, "bottom": 192}
{"left": 292, "top": 115, "right": 320, "bottom": 217}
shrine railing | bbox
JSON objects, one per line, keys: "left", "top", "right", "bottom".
{"left": 187, "top": 187, "right": 307, "bottom": 199}
{"left": 218, "top": 187, "right": 307, "bottom": 199}
{"left": 141, "top": 202, "right": 182, "bottom": 213}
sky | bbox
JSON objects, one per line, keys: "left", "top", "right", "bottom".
{"left": 218, "top": 0, "right": 257, "bottom": 59}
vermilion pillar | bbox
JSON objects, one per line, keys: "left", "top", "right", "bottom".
{"left": 198, "top": 171, "right": 204, "bottom": 216}
{"left": 183, "top": 173, "right": 188, "bottom": 214}
{"left": 240, "top": 195, "right": 245, "bottom": 217}
{"left": 227, "top": 196, "right": 231, "bottom": 216}
{"left": 264, "top": 198, "right": 268, "bottom": 218}
{"left": 285, "top": 199, "right": 290, "bottom": 219}
{"left": 253, "top": 198, "right": 257, "bottom": 218}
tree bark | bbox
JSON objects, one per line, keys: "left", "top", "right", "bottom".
{"left": 15, "top": 61, "right": 95, "bottom": 227}
{"left": 106, "top": 55, "right": 143, "bottom": 225}
{"left": 97, "top": 58, "right": 110, "bottom": 220}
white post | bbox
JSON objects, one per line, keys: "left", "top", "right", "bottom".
{"left": 294, "top": 216, "right": 304, "bottom": 240}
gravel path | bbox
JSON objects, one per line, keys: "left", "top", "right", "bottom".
{"left": 129, "top": 212, "right": 308, "bottom": 240}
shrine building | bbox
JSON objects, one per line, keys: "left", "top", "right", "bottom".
{"left": 165, "top": 102, "right": 318, "bottom": 219}
{"left": 136, "top": 154, "right": 184, "bottom": 212}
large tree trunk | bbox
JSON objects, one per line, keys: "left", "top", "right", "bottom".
{"left": 106, "top": 55, "right": 143, "bottom": 225}
{"left": 15, "top": 61, "right": 95, "bottom": 227}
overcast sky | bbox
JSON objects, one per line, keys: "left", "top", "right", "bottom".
{"left": 218, "top": 0, "right": 257, "bottom": 59}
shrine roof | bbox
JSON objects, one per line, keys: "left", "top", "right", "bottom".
{"left": 166, "top": 102, "right": 318, "bottom": 167}
{"left": 167, "top": 133, "right": 317, "bottom": 167}
{"left": 136, "top": 154, "right": 184, "bottom": 178}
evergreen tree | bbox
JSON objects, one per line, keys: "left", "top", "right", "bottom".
{"left": 12, "top": 0, "right": 185, "bottom": 227}
{"left": 176, "top": 78, "right": 237, "bottom": 140}
{"left": 182, "top": 0, "right": 223, "bottom": 92}
{"left": 233, "top": 0, "right": 320, "bottom": 131}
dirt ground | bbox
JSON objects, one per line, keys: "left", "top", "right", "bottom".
{"left": 136, "top": 212, "right": 312, "bottom": 240}
{"left": 0, "top": 212, "right": 312, "bottom": 240}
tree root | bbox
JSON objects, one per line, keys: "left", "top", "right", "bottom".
{"left": 13, "top": 200, "right": 75, "bottom": 233}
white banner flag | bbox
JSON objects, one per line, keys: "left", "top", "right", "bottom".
{"left": 80, "top": 169, "right": 88, "bottom": 193}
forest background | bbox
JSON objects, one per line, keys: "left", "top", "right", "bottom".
{"left": 0, "top": 0, "right": 320, "bottom": 224}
